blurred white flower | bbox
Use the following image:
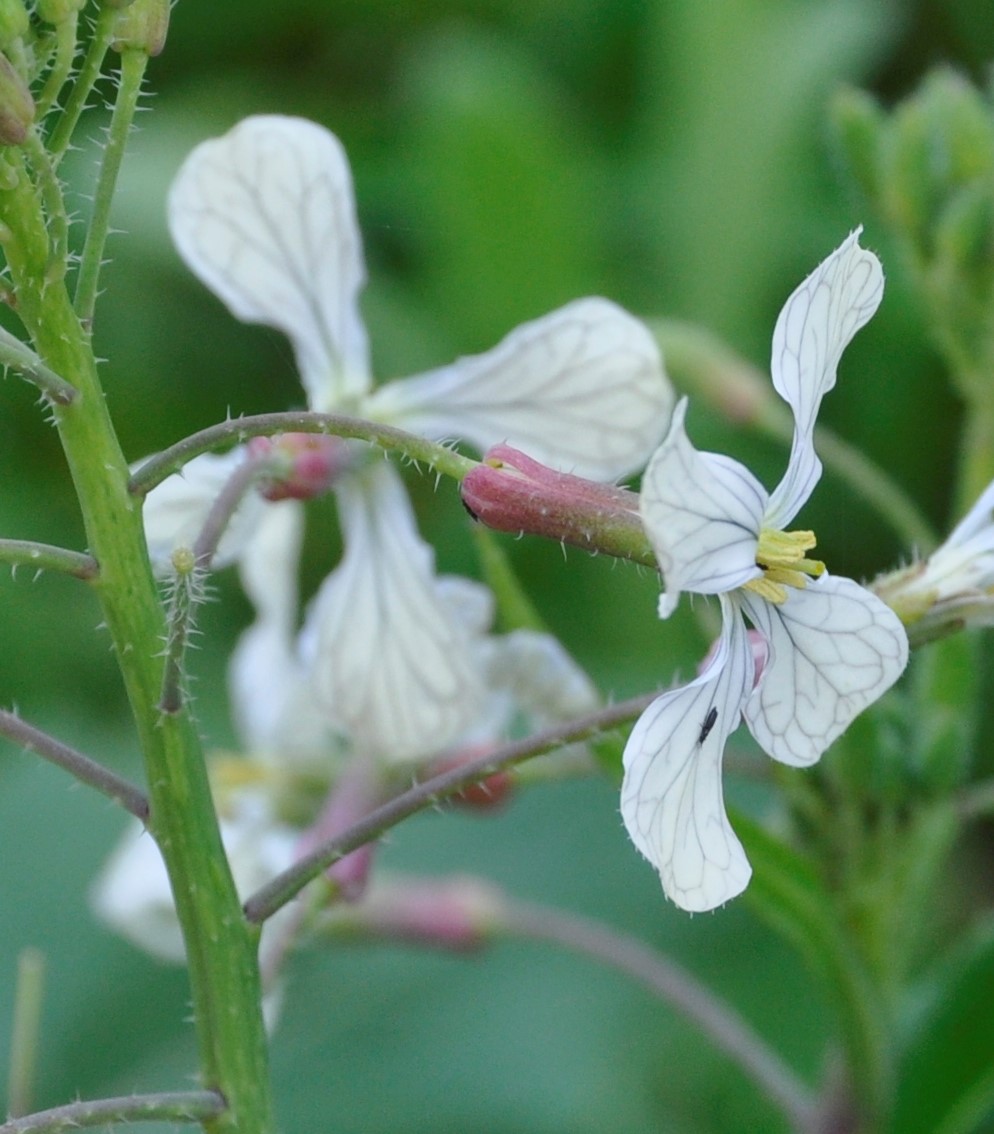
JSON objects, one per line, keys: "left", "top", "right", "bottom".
{"left": 149, "top": 114, "right": 672, "bottom": 764}
{"left": 621, "top": 231, "right": 909, "bottom": 913}
{"left": 876, "top": 477, "right": 994, "bottom": 642}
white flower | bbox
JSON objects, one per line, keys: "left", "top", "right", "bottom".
{"left": 621, "top": 230, "right": 909, "bottom": 913}
{"left": 156, "top": 114, "right": 672, "bottom": 764}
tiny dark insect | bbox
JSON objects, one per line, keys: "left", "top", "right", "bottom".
{"left": 698, "top": 706, "right": 718, "bottom": 744}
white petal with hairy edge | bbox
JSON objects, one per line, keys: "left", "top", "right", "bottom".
{"left": 168, "top": 115, "right": 371, "bottom": 410}
{"left": 741, "top": 576, "right": 908, "bottom": 768}
{"left": 640, "top": 399, "right": 766, "bottom": 617}
{"left": 303, "top": 461, "right": 483, "bottom": 763}
{"left": 140, "top": 448, "right": 267, "bottom": 578}
{"left": 364, "top": 298, "right": 672, "bottom": 481}
{"left": 621, "top": 598, "right": 755, "bottom": 911}
{"left": 766, "top": 229, "right": 884, "bottom": 529}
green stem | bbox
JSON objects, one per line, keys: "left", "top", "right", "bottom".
{"left": 0, "top": 325, "right": 77, "bottom": 404}
{"left": 34, "top": 12, "right": 78, "bottom": 121}
{"left": 6, "top": 949, "right": 44, "bottom": 1120}
{"left": 0, "top": 709, "right": 148, "bottom": 819}
{"left": 21, "top": 131, "right": 68, "bottom": 286}
{"left": 244, "top": 692, "right": 658, "bottom": 925}
{"left": 129, "top": 410, "right": 478, "bottom": 497}
{"left": 47, "top": 7, "right": 116, "bottom": 165}
{"left": 0, "top": 1090, "right": 226, "bottom": 1133}
{"left": 74, "top": 47, "right": 146, "bottom": 326}
{"left": 0, "top": 539, "right": 95, "bottom": 578}
{"left": 0, "top": 152, "right": 274, "bottom": 1132}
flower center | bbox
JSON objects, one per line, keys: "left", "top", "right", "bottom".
{"left": 743, "top": 527, "right": 825, "bottom": 604}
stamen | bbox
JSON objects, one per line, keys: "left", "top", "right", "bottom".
{"left": 745, "top": 527, "right": 826, "bottom": 603}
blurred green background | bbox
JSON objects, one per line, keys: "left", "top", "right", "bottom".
{"left": 1, "top": 1, "right": 992, "bottom": 1131}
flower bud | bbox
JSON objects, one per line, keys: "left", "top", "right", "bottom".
{"left": 247, "top": 433, "right": 352, "bottom": 501}
{"left": 0, "top": 1, "right": 28, "bottom": 50}
{"left": 110, "top": 0, "right": 169, "bottom": 56}
{"left": 426, "top": 746, "right": 514, "bottom": 811}
{"left": 36, "top": 0, "right": 85, "bottom": 22}
{"left": 0, "top": 53, "right": 33, "bottom": 145}
{"left": 461, "top": 444, "right": 654, "bottom": 567}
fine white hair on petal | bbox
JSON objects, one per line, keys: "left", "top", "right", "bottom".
{"left": 621, "top": 598, "right": 755, "bottom": 912}
{"left": 168, "top": 115, "right": 371, "bottom": 410}
{"left": 740, "top": 576, "right": 908, "bottom": 768}
{"left": 640, "top": 399, "right": 766, "bottom": 617}
{"left": 766, "top": 228, "right": 884, "bottom": 529}
{"left": 303, "top": 461, "right": 484, "bottom": 764}
{"left": 140, "top": 448, "right": 267, "bottom": 578}
{"left": 364, "top": 298, "right": 673, "bottom": 482}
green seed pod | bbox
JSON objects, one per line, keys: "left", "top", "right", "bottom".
{"left": 110, "top": 0, "right": 169, "bottom": 56}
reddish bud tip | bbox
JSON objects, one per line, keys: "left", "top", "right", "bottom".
{"left": 249, "top": 433, "right": 351, "bottom": 501}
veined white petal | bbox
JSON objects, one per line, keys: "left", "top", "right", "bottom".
{"left": 364, "top": 298, "right": 672, "bottom": 481}
{"left": 741, "top": 576, "right": 908, "bottom": 767}
{"left": 766, "top": 229, "right": 884, "bottom": 528}
{"left": 640, "top": 399, "right": 766, "bottom": 617}
{"left": 168, "top": 115, "right": 371, "bottom": 410}
{"left": 485, "top": 629, "right": 600, "bottom": 722}
{"left": 621, "top": 599, "right": 755, "bottom": 912}
{"left": 303, "top": 461, "right": 483, "bottom": 763}
{"left": 228, "top": 501, "right": 330, "bottom": 758}
{"left": 140, "top": 448, "right": 267, "bottom": 577}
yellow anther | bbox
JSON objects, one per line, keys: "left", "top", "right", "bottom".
{"left": 745, "top": 527, "right": 827, "bottom": 603}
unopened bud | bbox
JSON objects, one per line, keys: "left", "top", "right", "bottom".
{"left": 427, "top": 747, "right": 514, "bottom": 811}
{"left": 247, "top": 433, "right": 352, "bottom": 501}
{"left": 110, "top": 0, "right": 169, "bottom": 55}
{"left": 36, "top": 0, "right": 84, "bottom": 22}
{"left": 0, "top": 1, "right": 28, "bottom": 50}
{"left": 327, "top": 877, "right": 503, "bottom": 952}
{"left": 461, "top": 444, "right": 655, "bottom": 567}
{"left": 0, "top": 53, "right": 33, "bottom": 145}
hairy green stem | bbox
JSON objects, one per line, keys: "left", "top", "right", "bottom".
{"left": 74, "top": 47, "right": 147, "bottom": 325}
{"left": 0, "top": 1090, "right": 226, "bottom": 1133}
{"left": 34, "top": 12, "right": 78, "bottom": 121}
{"left": 20, "top": 131, "right": 68, "bottom": 285}
{"left": 0, "top": 538, "right": 96, "bottom": 578}
{"left": 0, "top": 146, "right": 274, "bottom": 1131}
{"left": 129, "top": 411, "right": 478, "bottom": 498}
{"left": 0, "top": 325, "right": 77, "bottom": 404}
{"left": 0, "top": 709, "right": 148, "bottom": 819}
{"left": 48, "top": 7, "right": 116, "bottom": 165}
{"left": 244, "top": 692, "right": 658, "bottom": 924}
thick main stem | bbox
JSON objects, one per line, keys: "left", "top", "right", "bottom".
{"left": 0, "top": 155, "right": 274, "bottom": 1129}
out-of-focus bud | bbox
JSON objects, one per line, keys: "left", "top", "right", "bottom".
{"left": 0, "top": 1, "right": 28, "bottom": 50}
{"left": 321, "top": 876, "right": 503, "bottom": 952}
{"left": 832, "top": 68, "right": 994, "bottom": 396}
{"left": 0, "top": 53, "right": 33, "bottom": 145}
{"left": 110, "top": 0, "right": 169, "bottom": 56}
{"left": 36, "top": 0, "right": 84, "bottom": 22}
{"left": 461, "top": 443, "right": 654, "bottom": 567}
{"left": 426, "top": 745, "right": 514, "bottom": 811}
{"left": 874, "top": 477, "right": 994, "bottom": 646}
{"left": 247, "top": 433, "right": 353, "bottom": 502}
{"left": 99, "top": 0, "right": 139, "bottom": 8}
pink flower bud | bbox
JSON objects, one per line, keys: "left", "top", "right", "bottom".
{"left": 426, "top": 745, "right": 514, "bottom": 811}
{"left": 248, "top": 433, "right": 351, "bottom": 502}
{"left": 461, "top": 444, "right": 655, "bottom": 566}
{"left": 349, "top": 877, "right": 502, "bottom": 951}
